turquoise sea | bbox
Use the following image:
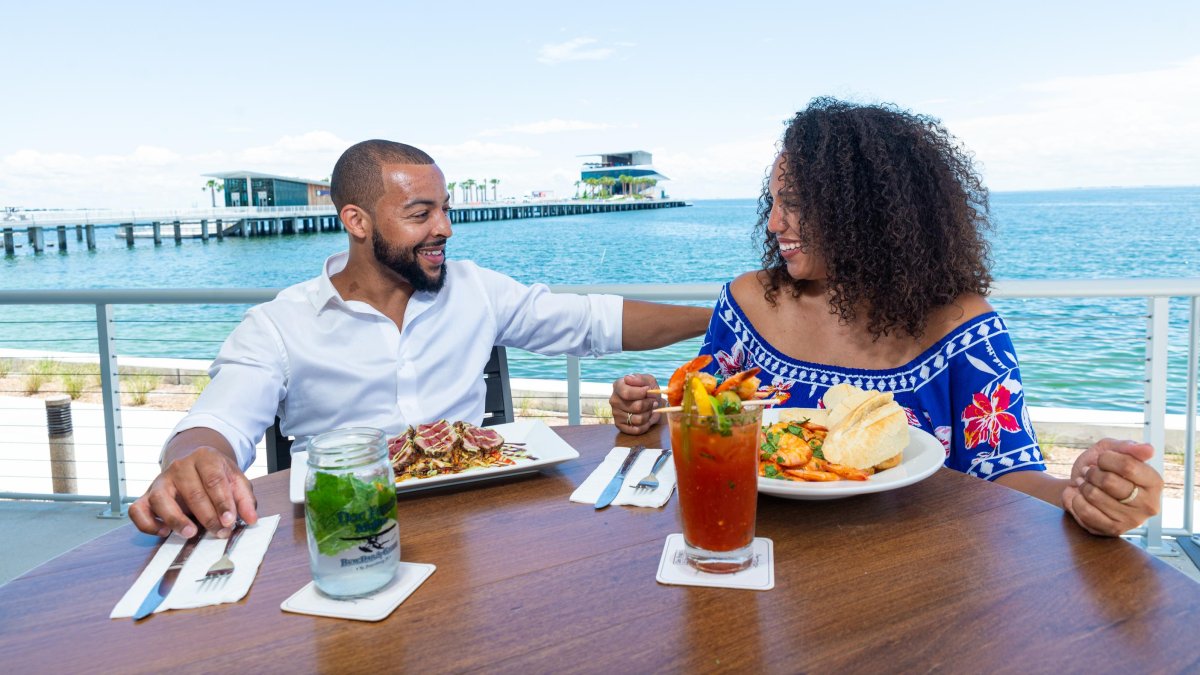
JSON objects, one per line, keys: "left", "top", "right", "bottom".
{"left": 2, "top": 186, "right": 1198, "bottom": 413}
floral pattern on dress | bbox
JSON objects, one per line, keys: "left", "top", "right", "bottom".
{"left": 961, "top": 384, "right": 1022, "bottom": 449}
{"left": 714, "top": 340, "right": 747, "bottom": 377}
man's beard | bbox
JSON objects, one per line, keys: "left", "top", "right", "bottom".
{"left": 371, "top": 229, "right": 447, "bottom": 292}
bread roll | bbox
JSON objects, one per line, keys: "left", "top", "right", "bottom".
{"left": 819, "top": 385, "right": 908, "bottom": 470}
{"left": 822, "top": 409, "right": 909, "bottom": 469}
{"left": 777, "top": 407, "right": 828, "bottom": 427}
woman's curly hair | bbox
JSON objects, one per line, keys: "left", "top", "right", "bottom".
{"left": 756, "top": 97, "right": 993, "bottom": 339}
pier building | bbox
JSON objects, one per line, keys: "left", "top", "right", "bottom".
{"left": 202, "top": 171, "right": 332, "bottom": 208}
{"left": 579, "top": 151, "right": 668, "bottom": 196}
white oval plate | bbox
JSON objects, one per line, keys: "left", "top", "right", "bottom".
{"left": 757, "top": 408, "right": 945, "bottom": 500}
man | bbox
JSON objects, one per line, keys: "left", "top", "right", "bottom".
{"left": 129, "top": 140, "right": 711, "bottom": 539}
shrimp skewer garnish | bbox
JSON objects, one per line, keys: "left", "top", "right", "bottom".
{"left": 666, "top": 355, "right": 713, "bottom": 406}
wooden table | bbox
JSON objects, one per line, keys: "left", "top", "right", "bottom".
{"left": 2, "top": 424, "right": 1199, "bottom": 673}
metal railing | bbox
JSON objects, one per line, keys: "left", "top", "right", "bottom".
{"left": 0, "top": 280, "right": 1196, "bottom": 553}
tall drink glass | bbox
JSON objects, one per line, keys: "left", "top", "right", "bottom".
{"left": 667, "top": 407, "right": 762, "bottom": 573}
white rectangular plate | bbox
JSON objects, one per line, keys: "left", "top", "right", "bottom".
{"left": 290, "top": 420, "right": 579, "bottom": 504}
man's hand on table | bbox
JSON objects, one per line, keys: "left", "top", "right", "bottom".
{"left": 129, "top": 446, "right": 259, "bottom": 539}
{"left": 1062, "top": 438, "right": 1163, "bottom": 537}
{"left": 611, "top": 373, "right": 665, "bottom": 435}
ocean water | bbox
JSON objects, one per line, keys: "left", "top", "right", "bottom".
{"left": 1, "top": 186, "right": 1198, "bottom": 413}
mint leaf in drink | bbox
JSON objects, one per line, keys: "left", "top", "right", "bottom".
{"left": 305, "top": 471, "right": 397, "bottom": 557}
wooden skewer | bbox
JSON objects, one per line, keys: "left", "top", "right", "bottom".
{"left": 646, "top": 388, "right": 663, "bottom": 394}
{"left": 742, "top": 398, "right": 783, "bottom": 408}
{"left": 655, "top": 399, "right": 781, "bottom": 414}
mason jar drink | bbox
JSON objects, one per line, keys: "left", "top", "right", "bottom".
{"left": 304, "top": 427, "right": 400, "bottom": 597}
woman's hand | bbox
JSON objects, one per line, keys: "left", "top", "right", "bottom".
{"left": 1061, "top": 438, "right": 1163, "bottom": 536}
{"left": 611, "top": 373, "right": 665, "bottom": 435}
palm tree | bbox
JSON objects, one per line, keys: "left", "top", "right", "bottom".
{"left": 601, "top": 176, "right": 617, "bottom": 198}
{"left": 476, "top": 180, "right": 486, "bottom": 203}
{"left": 573, "top": 181, "right": 581, "bottom": 199}
{"left": 203, "top": 179, "right": 224, "bottom": 208}
{"left": 462, "top": 179, "right": 475, "bottom": 203}
{"left": 447, "top": 181, "right": 457, "bottom": 204}
{"left": 489, "top": 178, "right": 499, "bottom": 201}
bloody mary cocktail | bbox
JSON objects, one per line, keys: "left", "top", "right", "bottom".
{"left": 668, "top": 407, "right": 761, "bottom": 573}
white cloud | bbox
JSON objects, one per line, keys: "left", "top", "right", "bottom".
{"left": 0, "top": 132, "right": 351, "bottom": 208}
{"left": 424, "top": 140, "right": 539, "bottom": 161}
{"left": 237, "top": 131, "right": 349, "bottom": 166}
{"left": 537, "top": 38, "right": 613, "bottom": 64}
{"left": 951, "top": 56, "right": 1200, "bottom": 190}
{"left": 479, "top": 119, "right": 619, "bottom": 136}
{"left": 651, "top": 137, "right": 780, "bottom": 199}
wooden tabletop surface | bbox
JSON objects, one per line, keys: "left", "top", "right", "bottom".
{"left": 2, "top": 423, "right": 1198, "bottom": 673}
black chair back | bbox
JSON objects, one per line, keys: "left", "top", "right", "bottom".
{"left": 265, "top": 345, "right": 514, "bottom": 473}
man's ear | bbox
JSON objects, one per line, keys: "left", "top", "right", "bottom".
{"left": 340, "top": 204, "right": 371, "bottom": 240}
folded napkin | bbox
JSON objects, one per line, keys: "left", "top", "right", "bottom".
{"left": 111, "top": 514, "right": 280, "bottom": 619}
{"left": 570, "top": 447, "right": 676, "bottom": 508}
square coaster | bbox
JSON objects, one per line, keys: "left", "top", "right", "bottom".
{"left": 281, "top": 562, "right": 436, "bottom": 621}
{"left": 655, "top": 533, "right": 774, "bottom": 590}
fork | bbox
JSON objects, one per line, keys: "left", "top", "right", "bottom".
{"left": 197, "top": 520, "right": 246, "bottom": 589}
{"left": 634, "top": 449, "right": 672, "bottom": 490}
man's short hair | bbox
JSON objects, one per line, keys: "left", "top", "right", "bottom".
{"left": 331, "top": 140, "right": 435, "bottom": 215}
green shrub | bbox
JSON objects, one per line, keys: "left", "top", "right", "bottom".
{"left": 0, "top": 358, "right": 12, "bottom": 379}
{"left": 21, "top": 360, "right": 57, "bottom": 395}
{"left": 591, "top": 402, "right": 613, "bottom": 424}
{"left": 190, "top": 374, "right": 211, "bottom": 396}
{"left": 123, "top": 373, "right": 161, "bottom": 406}
{"left": 60, "top": 364, "right": 91, "bottom": 399}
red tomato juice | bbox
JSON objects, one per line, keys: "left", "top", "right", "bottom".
{"left": 669, "top": 414, "right": 759, "bottom": 552}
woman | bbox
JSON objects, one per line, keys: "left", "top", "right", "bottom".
{"left": 611, "top": 97, "right": 1162, "bottom": 537}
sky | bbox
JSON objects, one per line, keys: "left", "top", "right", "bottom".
{"left": 1, "top": 1, "right": 1198, "bottom": 209}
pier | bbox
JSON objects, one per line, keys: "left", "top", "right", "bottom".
{"left": 2, "top": 199, "right": 688, "bottom": 255}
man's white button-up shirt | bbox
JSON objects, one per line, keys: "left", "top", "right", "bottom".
{"left": 170, "top": 253, "right": 624, "bottom": 469}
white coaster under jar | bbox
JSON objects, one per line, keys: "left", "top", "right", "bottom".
{"left": 655, "top": 533, "right": 774, "bottom": 590}
{"left": 281, "top": 562, "right": 436, "bottom": 621}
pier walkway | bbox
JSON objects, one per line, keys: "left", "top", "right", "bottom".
{"left": 1, "top": 199, "right": 689, "bottom": 254}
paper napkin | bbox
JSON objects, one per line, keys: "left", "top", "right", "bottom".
{"left": 111, "top": 514, "right": 280, "bottom": 619}
{"left": 655, "top": 533, "right": 775, "bottom": 591}
{"left": 281, "top": 562, "right": 436, "bottom": 621}
{"left": 570, "top": 447, "right": 677, "bottom": 508}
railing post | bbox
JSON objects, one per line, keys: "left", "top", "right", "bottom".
{"left": 1186, "top": 297, "right": 1199, "bottom": 535}
{"left": 567, "top": 356, "right": 581, "bottom": 425}
{"left": 96, "top": 303, "right": 128, "bottom": 518}
{"left": 1139, "top": 297, "right": 1173, "bottom": 554}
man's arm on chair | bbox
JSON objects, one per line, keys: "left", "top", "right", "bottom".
{"left": 621, "top": 300, "right": 712, "bottom": 350}
{"left": 128, "top": 427, "right": 259, "bottom": 539}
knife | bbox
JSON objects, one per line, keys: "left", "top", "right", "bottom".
{"left": 595, "top": 445, "right": 645, "bottom": 509}
{"left": 133, "top": 532, "right": 203, "bottom": 621}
